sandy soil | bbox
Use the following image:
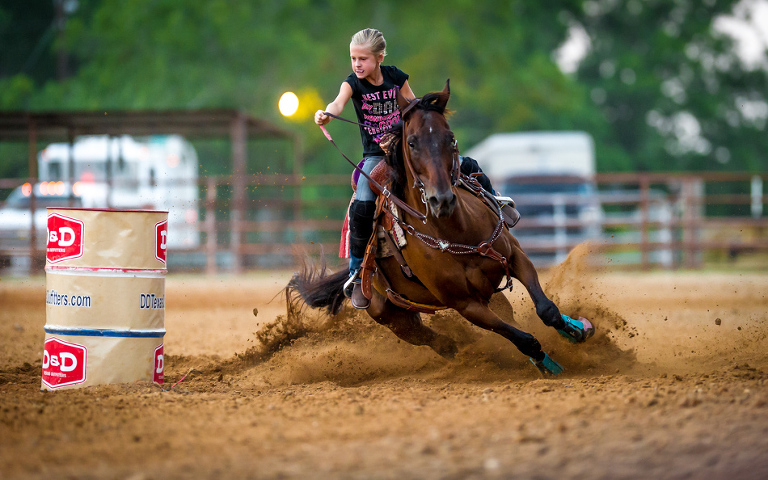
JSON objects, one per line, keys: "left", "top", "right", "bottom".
{"left": 2, "top": 247, "right": 768, "bottom": 480}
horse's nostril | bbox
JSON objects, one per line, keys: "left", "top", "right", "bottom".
{"left": 428, "top": 193, "right": 457, "bottom": 217}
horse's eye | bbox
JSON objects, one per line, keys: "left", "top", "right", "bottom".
{"left": 407, "top": 140, "right": 415, "bottom": 149}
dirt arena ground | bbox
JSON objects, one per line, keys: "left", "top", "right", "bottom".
{"left": 2, "top": 247, "right": 768, "bottom": 479}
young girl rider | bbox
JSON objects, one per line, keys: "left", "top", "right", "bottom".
{"left": 315, "top": 28, "right": 518, "bottom": 309}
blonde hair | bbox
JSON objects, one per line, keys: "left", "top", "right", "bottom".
{"left": 350, "top": 28, "right": 387, "bottom": 58}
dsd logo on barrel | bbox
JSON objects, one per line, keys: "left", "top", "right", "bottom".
{"left": 47, "top": 213, "right": 84, "bottom": 263}
{"left": 155, "top": 219, "right": 168, "bottom": 264}
{"left": 153, "top": 344, "right": 164, "bottom": 384}
{"left": 42, "top": 337, "right": 87, "bottom": 389}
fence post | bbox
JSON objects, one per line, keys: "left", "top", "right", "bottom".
{"left": 640, "top": 175, "right": 650, "bottom": 270}
{"left": 681, "top": 177, "right": 704, "bottom": 269}
{"left": 230, "top": 114, "right": 247, "bottom": 274}
{"left": 27, "top": 120, "right": 38, "bottom": 276}
{"left": 205, "top": 177, "right": 217, "bottom": 275}
{"left": 292, "top": 135, "right": 303, "bottom": 266}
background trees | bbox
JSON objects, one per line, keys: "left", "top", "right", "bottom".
{"left": 1, "top": 0, "right": 766, "bottom": 177}
{"left": 570, "top": 0, "right": 768, "bottom": 173}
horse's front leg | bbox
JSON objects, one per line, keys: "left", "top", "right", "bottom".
{"left": 508, "top": 242, "right": 594, "bottom": 343}
{"left": 453, "top": 300, "right": 562, "bottom": 375}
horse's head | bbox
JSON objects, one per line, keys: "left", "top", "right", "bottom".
{"left": 396, "top": 80, "right": 459, "bottom": 219}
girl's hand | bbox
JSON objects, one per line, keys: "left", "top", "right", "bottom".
{"left": 315, "top": 110, "right": 329, "bottom": 125}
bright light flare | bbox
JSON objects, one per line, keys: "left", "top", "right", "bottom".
{"left": 279, "top": 92, "right": 299, "bottom": 117}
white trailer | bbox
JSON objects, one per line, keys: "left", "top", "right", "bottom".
{"left": 465, "top": 131, "right": 603, "bottom": 266}
{"left": 0, "top": 135, "right": 200, "bottom": 256}
{"left": 465, "top": 131, "right": 595, "bottom": 180}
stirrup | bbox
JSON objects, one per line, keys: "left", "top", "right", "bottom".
{"left": 494, "top": 195, "right": 515, "bottom": 209}
{"left": 495, "top": 196, "right": 520, "bottom": 228}
{"left": 530, "top": 353, "right": 564, "bottom": 375}
{"left": 556, "top": 315, "right": 595, "bottom": 343}
{"left": 350, "top": 282, "right": 370, "bottom": 309}
{"left": 343, "top": 272, "right": 359, "bottom": 299}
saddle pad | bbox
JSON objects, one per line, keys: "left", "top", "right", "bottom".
{"left": 388, "top": 204, "right": 407, "bottom": 248}
{"left": 339, "top": 195, "right": 354, "bottom": 259}
{"left": 351, "top": 160, "right": 395, "bottom": 192}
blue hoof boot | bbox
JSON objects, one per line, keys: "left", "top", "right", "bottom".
{"left": 530, "top": 353, "right": 564, "bottom": 375}
{"left": 557, "top": 315, "right": 595, "bottom": 343}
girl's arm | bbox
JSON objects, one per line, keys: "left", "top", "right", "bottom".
{"left": 400, "top": 80, "right": 416, "bottom": 101}
{"left": 315, "top": 82, "right": 353, "bottom": 125}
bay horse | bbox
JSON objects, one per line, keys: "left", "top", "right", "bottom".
{"left": 289, "top": 81, "right": 593, "bottom": 375}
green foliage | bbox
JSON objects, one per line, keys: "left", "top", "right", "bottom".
{"left": 0, "top": 0, "right": 766, "bottom": 177}
{"left": 0, "top": 0, "right": 57, "bottom": 85}
{"left": 572, "top": 0, "right": 768, "bottom": 173}
{"left": 0, "top": 75, "right": 35, "bottom": 109}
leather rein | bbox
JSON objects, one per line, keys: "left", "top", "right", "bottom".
{"left": 319, "top": 101, "right": 514, "bottom": 292}
{"left": 319, "top": 111, "right": 427, "bottom": 223}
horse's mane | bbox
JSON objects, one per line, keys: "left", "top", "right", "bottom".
{"left": 382, "top": 124, "right": 406, "bottom": 197}
{"left": 383, "top": 90, "right": 451, "bottom": 197}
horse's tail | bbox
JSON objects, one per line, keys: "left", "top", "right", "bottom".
{"left": 287, "top": 260, "right": 348, "bottom": 316}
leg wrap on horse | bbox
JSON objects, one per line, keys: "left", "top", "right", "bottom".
{"left": 348, "top": 200, "right": 377, "bottom": 261}
{"left": 556, "top": 315, "right": 595, "bottom": 343}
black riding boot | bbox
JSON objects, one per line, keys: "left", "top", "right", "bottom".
{"left": 460, "top": 156, "right": 495, "bottom": 194}
{"left": 461, "top": 156, "right": 521, "bottom": 228}
{"left": 346, "top": 200, "right": 377, "bottom": 309}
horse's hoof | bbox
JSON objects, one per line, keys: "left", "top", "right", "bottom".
{"left": 556, "top": 315, "right": 595, "bottom": 343}
{"left": 530, "top": 353, "right": 563, "bottom": 375}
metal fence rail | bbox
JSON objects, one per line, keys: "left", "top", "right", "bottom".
{"left": 2, "top": 172, "right": 766, "bottom": 275}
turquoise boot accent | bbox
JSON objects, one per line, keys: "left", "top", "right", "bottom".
{"left": 530, "top": 353, "right": 564, "bottom": 375}
{"left": 556, "top": 315, "right": 595, "bottom": 343}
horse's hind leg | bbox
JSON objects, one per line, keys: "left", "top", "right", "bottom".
{"left": 489, "top": 292, "right": 523, "bottom": 329}
{"left": 367, "top": 292, "right": 458, "bottom": 359}
{"left": 509, "top": 244, "right": 594, "bottom": 343}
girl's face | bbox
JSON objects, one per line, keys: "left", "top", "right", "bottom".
{"left": 350, "top": 44, "right": 384, "bottom": 81}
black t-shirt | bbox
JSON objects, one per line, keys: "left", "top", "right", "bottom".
{"left": 345, "top": 65, "right": 409, "bottom": 157}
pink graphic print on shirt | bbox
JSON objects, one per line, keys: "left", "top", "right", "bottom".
{"left": 360, "top": 87, "right": 401, "bottom": 143}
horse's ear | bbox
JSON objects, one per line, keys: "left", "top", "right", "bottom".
{"left": 435, "top": 79, "right": 450, "bottom": 109}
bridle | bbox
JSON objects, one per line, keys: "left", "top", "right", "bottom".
{"left": 398, "top": 98, "right": 461, "bottom": 211}
{"left": 394, "top": 99, "right": 514, "bottom": 291}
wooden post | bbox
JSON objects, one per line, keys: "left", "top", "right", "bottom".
{"left": 28, "top": 119, "right": 38, "bottom": 276}
{"left": 681, "top": 177, "right": 704, "bottom": 269}
{"left": 230, "top": 114, "right": 247, "bottom": 274}
{"left": 691, "top": 178, "right": 704, "bottom": 269}
{"left": 67, "top": 132, "right": 76, "bottom": 207}
{"left": 292, "top": 134, "right": 303, "bottom": 265}
{"left": 205, "top": 177, "right": 217, "bottom": 275}
{"left": 639, "top": 175, "right": 650, "bottom": 270}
